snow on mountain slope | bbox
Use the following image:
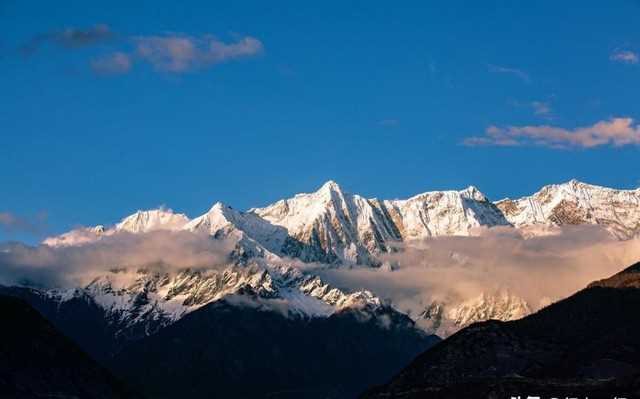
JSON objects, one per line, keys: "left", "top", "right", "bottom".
{"left": 496, "top": 180, "right": 640, "bottom": 239}
{"left": 41, "top": 261, "right": 382, "bottom": 341}
{"left": 252, "top": 180, "right": 403, "bottom": 265}
{"left": 251, "top": 181, "right": 509, "bottom": 264}
{"left": 45, "top": 180, "right": 639, "bottom": 255}
{"left": 376, "top": 185, "right": 510, "bottom": 240}
{"left": 115, "top": 209, "right": 189, "bottom": 233}
{"left": 418, "top": 290, "right": 532, "bottom": 337}
{"left": 43, "top": 208, "right": 189, "bottom": 247}
{"left": 38, "top": 180, "right": 640, "bottom": 336}
{"left": 42, "top": 225, "right": 108, "bottom": 247}
{"left": 183, "top": 202, "right": 288, "bottom": 260}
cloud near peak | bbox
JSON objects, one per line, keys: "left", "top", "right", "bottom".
{"left": 464, "top": 117, "right": 640, "bottom": 149}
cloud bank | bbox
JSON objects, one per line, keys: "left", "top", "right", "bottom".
{"left": 464, "top": 117, "right": 640, "bottom": 148}
{"left": 315, "top": 226, "right": 640, "bottom": 321}
{"left": 0, "top": 231, "right": 234, "bottom": 288}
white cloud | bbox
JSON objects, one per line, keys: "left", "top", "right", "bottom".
{"left": 610, "top": 49, "right": 639, "bottom": 64}
{"left": 0, "top": 231, "right": 234, "bottom": 287}
{"left": 315, "top": 226, "right": 640, "bottom": 322}
{"left": 134, "top": 34, "right": 264, "bottom": 72}
{"left": 464, "top": 117, "right": 640, "bottom": 148}
{"left": 90, "top": 52, "right": 132, "bottom": 75}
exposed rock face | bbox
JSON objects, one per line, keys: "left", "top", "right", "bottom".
{"left": 45, "top": 179, "right": 640, "bottom": 263}
{"left": 496, "top": 179, "right": 640, "bottom": 239}
{"left": 0, "top": 261, "right": 384, "bottom": 361}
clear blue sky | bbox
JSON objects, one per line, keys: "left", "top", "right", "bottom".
{"left": 1, "top": 0, "right": 639, "bottom": 242}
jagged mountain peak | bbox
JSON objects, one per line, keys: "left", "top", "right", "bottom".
{"left": 319, "top": 179, "right": 343, "bottom": 192}
{"left": 496, "top": 179, "right": 640, "bottom": 238}
{"left": 207, "top": 201, "right": 228, "bottom": 212}
{"left": 460, "top": 185, "right": 487, "bottom": 200}
{"left": 115, "top": 208, "right": 189, "bottom": 234}
{"left": 298, "top": 179, "right": 349, "bottom": 205}
{"left": 44, "top": 179, "right": 640, "bottom": 256}
{"left": 401, "top": 185, "right": 488, "bottom": 203}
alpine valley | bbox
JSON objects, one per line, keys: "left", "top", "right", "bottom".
{"left": 1, "top": 179, "right": 640, "bottom": 398}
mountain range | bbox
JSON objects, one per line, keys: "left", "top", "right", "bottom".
{"left": 44, "top": 179, "right": 640, "bottom": 258}
{"left": 35, "top": 179, "right": 640, "bottom": 336}
{"left": 2, "top": 179, "right": 640, "bottom": 398}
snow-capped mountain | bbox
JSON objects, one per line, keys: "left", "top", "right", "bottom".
{"left": 43, "top": 208, "right": 189, "bottom": 247}
{"left": 375, "top": 185, "right": 509, "bottom": 240}
{"left": 39, "top": 261, "right": 382, "bottom": 343}
{"left": 496, "top": 179, "right": 640, "bottom": 239}
{"left": 252, "top": 180, "right": 402, "bottom": 265}
{"left": 38, "top": 179, "right": 640, "bottom": 336}
{"left": 183, "top": 202, "right": 289, "bottom": 260}
{"left": 252, "top": 181, "right": 510, "bottom": 265}
{"left": 418, "top": 291, "right": 532, "bottom": 336}
{"left": 46, "top": 179, "right": 639, "bottom": 260}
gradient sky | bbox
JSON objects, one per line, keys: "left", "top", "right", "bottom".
{"left": 1, "top": 1, "right": 639, "bottom": 242}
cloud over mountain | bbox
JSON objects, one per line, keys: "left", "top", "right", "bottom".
{"left": 315, "top": 225, "right": 640, "bottom": 327}
{"left": 0, "top": 231, "right": 233, "bottom": 288}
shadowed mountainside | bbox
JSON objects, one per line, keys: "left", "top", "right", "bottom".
{"left": 111, "top": 298, "right": 439, "bottom": 399}
{"left": 362, "top": 262, "right": 640, "bottom": 399}
{"left": 0, "top": 294, "right": 138, "bottom": 399}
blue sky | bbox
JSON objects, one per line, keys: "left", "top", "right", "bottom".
{"left": 1, "top": 0, "right": 639, "bottom": 242}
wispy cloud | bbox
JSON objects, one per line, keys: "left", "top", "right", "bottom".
{"left": 90, "top": 51, "right": 132, "bottom": 75}
{"left": 531, "top": 101, "right": 552, "bottom": 117}
{"left": 133, "top": 34, "right": 264, "bottom": 73}
{"left": 610, "top": 49, "right": 639, "bottom": 64}
{"left": 0, "top": 212, "right": 47, "bottom": 236}
{"left": 17, "top": 25, "right": 263, "bottom": 76}
{"left": 378, "top": 119, "right": 399, "bottom": 127}
{"left": 463, "top": 117, "right": 640, "bottom": 149}
{"left": 20, "top": 24, "right": 114, "bottom": 55}
{"left": 487, "top": 64, "right": 531, "bottom": 83}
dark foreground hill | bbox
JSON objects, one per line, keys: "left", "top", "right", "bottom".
{"left": 362, "top": 264, "right": 640, "bottom": 399}
{"left": 111, "top": 298, "right": 439, "bottom": 399}
{"left": 0, "top": 294, "right": 138, "bottom": 399}
{"left": 0, "top": 284, "right": 438, "bottom": 399}
{"left": 362, "top": 261, "right": 640, "bottom": 399}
